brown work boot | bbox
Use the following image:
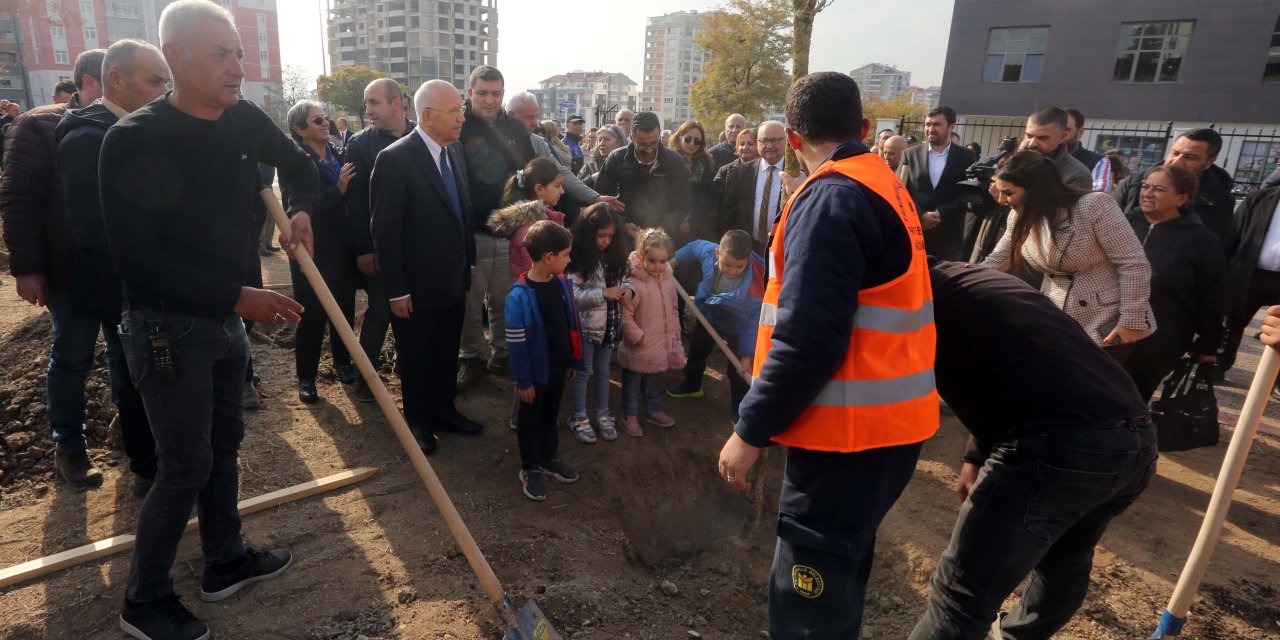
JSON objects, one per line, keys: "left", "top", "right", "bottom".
{"left": 55, "top": 449, "right": 104, "bottom": 488}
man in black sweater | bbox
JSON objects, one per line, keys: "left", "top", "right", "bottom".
{"left": 908, "top": 260, "right": 1157, "bottom": 640}
{"left": 99, "top": 3, "right": 320, "bottom": 639}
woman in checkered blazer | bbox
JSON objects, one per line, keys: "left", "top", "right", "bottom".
{"left": 981, "top": 152, "right": 1155, "bottom": 361}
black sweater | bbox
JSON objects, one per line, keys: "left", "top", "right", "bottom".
{"left": 100, "top": 96, "right": 320, "bottom": 318}
{"left": 928, "top": 260, "right": 1148, "bottom": 464}
{"left": 1126, "top": 211, "right": 1226, "bottom": 355}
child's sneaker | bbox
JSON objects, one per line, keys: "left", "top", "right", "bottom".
{"left": 569, "top": 416, "right": 597, "bottom": 444}
{"left": 597, "top": 413, "right": 619, "bottom": 441}
{"left": 646, "top": 412, "right": 677, "bottom": 428}
{"left": 622, "top": 414, "right": 644, "bottom": 437}
{"left": 666, "top": 379, "right": 704, "bottom": 399}
{"left": 520, "top": 467, "right": 547, "bottom": 501}
{"left": 544, "top": 459, "right": 579, "bottom": 483}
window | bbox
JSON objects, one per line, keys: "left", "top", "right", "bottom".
{"left": 983, "top": 27, "right": 1047, "bottom": 83}
{"left": 1267, "top": 16, "right": 1280, "bottom": 81}
{"left": 54, "top": 49, "right": 69, "bottom": 64}
{"left": 79, "top": 0, "right": 93, "bottom": 16}
{"left": 84, "top": 25, "right": 96, "bottom": 40}
{"left": 1113, "top": 21, "right": 1193, "bottom": 83}
{"left": 1234, "top": 140, "right": 1280, "bottom": 187}
{"left": 438, "top": 17, "right": 448, "bottom": 29}
{"left": 51, "top": 25, "right": 65, "bottom": 38}
{"left": 1092, "top": 134, "right": 1167, "bottom": 175}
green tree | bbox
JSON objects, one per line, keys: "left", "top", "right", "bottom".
{"left": 689, "top": 0, "right": 791, "bottom": 132}
{"left": 790, "top": 0, "right": 835, "bottom": 79}
{"left": 317, "top": 65, "right": 387, "bottom": 127}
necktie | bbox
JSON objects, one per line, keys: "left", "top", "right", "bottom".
{"left": 439, "top": 147, "right": 463, "bottom": 226}
{"left": 757, "top": 165, "right": 775, "bottom": 243}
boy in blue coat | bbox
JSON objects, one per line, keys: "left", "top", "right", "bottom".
{"left": 505, "top": 221, "right": 586, "bottom": 501}
{"left": 666, "top": 229, "right": 765, "bottom": 423}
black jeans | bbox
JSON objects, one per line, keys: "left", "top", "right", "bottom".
{"left": 290, "top": 260, "right": 356, "bottom": 381}
{"left": 102, "top": 322, "right": 157, "bottom": 478}
{"left": 359, "top": 272, "right": 392, "bottom": 369}
{"left": 769, "top": 442, "right": 923, "bottom": 639}
{"left": 516, "top": 365, "right": 568, "bottom": 470}
{"left": 908, "top": 417, "right": 1158, "bottom": 640}
{"left": 1124, "top": 345, "right": 1184, "bottom": 403}
{"left": 1220, "top": 268, "right": 1280, "bottom": 373}
{"left": 119, "top": 310, "right": 250, "bottom": 602}
{"left": 681, "top": 321, "right": 749, "bottom": 420}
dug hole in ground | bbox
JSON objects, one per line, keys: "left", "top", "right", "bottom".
{"left": 0, "top": 252, "right": 1277, "bottom": 639}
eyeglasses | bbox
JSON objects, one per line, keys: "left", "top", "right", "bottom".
{"left": 681, "top": 135, "right": 703, "bottom": 145}
{"left": 759, "top": 137, "right": 785, "bottom": 146}
{"left": 424, "top": 106, "right": 465, "bottom": 118}
{"left": 310, "top": 115, "right": 328, "bottom": 126}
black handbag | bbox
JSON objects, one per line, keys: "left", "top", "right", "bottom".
{"left": 1150, "top": 357, "right": 1220, "bottom": 452}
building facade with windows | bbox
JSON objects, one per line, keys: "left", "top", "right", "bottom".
{"left": 639, "top": 10, "right": 712, "bottom": 125}
{"left": 940, "top": 0, "right": 1280, "bottom": 190}
{"left": 529, "top": 71, "right": 637, "bottom": 128}
{"left": 327, "top": 0, "right": 497, "bottom": 92}
{"left": 14, "top": 0, "right": 281, "bottom": 109}
{"left": 849, "top": 62, "right": 912, "bottom": 101}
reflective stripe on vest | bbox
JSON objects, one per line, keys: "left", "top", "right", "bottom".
{"left": 752, "top": 151, "right": 939, "bottom": 453}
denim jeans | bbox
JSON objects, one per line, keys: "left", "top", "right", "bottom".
{"left": 102, "top": 322, "right": 157, "bottom": 477}
{"left": 908, "top": 417, "right": 1158, "bottom": 640}
{"left": 45, "top": 293, "right": 103, "bottom": 452}
{"left": 119, "top": 310, "right": 249, "bottom": 602}
{"left": 569, "top": 340, "right": 613, "bottom": 418}
{"left": 460, "top": 233, "right": 509, "bottom": 362}
{"left": 621, "top": 368, "right": 662, "bottom": 416}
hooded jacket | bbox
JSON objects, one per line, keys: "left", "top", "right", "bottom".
{"left": 54, "top": 101, "right": 123, "bottom": 319}
{"left": 504, "top": 273, "right": 585, "bottom": 389}
{"left": 0, "top": 93, "right": 84, "bottom": 292}
{"left": 619, "top": 251, "right": 686, "bottom": 373}
{"left": 1114, "top": 163, "right": 1235, "bottom": 249}
{"left": 460, "top": 100, "right": 534, "bottom": 233}
{"left": 486, "top": 200, "right": 565, "bottom": 282}
{"left": 1126, "top": 210, "right": 1225, "bottom": 355}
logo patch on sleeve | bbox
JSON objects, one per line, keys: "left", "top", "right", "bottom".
{"left": 791, "top": 564, "right": 824, "bottom": 599}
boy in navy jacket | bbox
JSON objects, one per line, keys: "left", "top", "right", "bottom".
{"left": 505, "top": 221, "right": 586, "bottom": 501}
{"left": 666, "top": 229, "right": 765, "bottom": 423}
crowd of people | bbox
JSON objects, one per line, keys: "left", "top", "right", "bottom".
{"left": 0, "top": 1, "right": 1277, "bottom": 639}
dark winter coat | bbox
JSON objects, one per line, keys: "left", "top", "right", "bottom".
{"left": 460, "top": 101, "right": 534, "bottom": 234}
{"left": 1224, "top": 186, "right": 1280, "bottom": 319}
{"left": 1114, "top": 163, "right": 1236, "bottom": 249}
{"left": 0, "top": 93, "right": 84, "bottom": 292}
{"left": 343, "top": 117, "right": 412, "bottom": 256}
{"left": 593, "top": 143, "right": 692, "bottom": 232}
{"left": 54, "top": 101, "right": 123, "bottom": 319}
{"left": 282, "top": 141, "right": 356, "bottom": 280}
{"left": 1125, "top": 210, "right": 1225, "bottom": 355}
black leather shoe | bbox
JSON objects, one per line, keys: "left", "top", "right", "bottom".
{"left": 438, "top": 413, "right": 483, "bottom": 436}
{"left": 297, "top": 379, "right": 320, "bottom": 404}
{"left": 410, "top": 426, "right": 439, "bottom": 455}
{"left": 335, "top": 363, "right": 358, "bottom": 385}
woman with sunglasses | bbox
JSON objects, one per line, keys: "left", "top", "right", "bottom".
{"left": 281, "top": 100, "right": 360, "bottom": 404}
{"left": 669, "top": 120, "right": 716, "bottom": 240}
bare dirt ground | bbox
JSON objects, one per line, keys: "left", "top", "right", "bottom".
{"left": 1, "top": 252, "right": 1278, "bottom": 639}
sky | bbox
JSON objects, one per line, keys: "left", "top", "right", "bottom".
{"left": 278, "top": 0, "right": 954, "bottom": 97}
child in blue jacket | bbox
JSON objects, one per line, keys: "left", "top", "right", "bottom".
{"left": 505, "top": 221, "right": 586, "bottom": 501}
{"left": 666, "top": 229, "right": 765, "bottom": 424}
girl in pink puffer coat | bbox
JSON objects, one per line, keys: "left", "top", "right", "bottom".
{"left": 618, "top": 228, "right": 686, "bottom": 436}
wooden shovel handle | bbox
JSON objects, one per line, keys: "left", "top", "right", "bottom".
{"left": 671, "top": 278, "right": 751, "bottom": 382}
{"left": 262, "top": 191, "right": 518, "bottom": 627}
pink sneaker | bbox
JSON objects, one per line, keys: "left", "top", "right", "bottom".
{"left": 646, "top": 412, "right": 676, "bottom": 428}
{"left": 622, "top": 414, "right": 644, "bottom": 437}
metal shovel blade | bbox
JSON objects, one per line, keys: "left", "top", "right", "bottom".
{"left": 500, "top": 600, "right": 563, "bottom": 640}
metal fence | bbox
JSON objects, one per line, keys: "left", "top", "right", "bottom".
{"left": 898, "top": 115, "right": 1280, "bottom": 194}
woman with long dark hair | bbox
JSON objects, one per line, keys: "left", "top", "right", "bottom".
{"left": 669, "top": 120, "right": 716, "bottom": 239}
{"left": 981, "top": 151, "right": 1154, "bottom": 361}
{"left": 281, "top": 100, "right": 359, "bottom": 403}
{"left": 1122, "top": 165, "right": 1225, "bottom": 401}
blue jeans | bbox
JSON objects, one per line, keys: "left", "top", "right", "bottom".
{"left": 119, "top": 310, "right": 249, "bottom": 602}
{"left": 45, "top": 293, "right": 103, "bottom": 452}
{"left": 570, "top": 340, "right": 613, "bottom": 418}
{"left": 621, "top": 368, "right": 662, "bottom": 416}
{"left": 908, "top": 417, "right": 1158, "bottom": 640}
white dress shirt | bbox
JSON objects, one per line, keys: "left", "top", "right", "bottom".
{"left": 753, "top": 159, "right": 785, "bottom": 241}
{"left": 927, "top": 143, "right": 951, "bottom": 189}
{"left": 1256, "top": 197, "right": 1280, "bottom": 272}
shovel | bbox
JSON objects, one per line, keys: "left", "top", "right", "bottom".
{"left": 671, "top": 279, "right": 751, "bottom": 382}
{"left": 263, "top": 190, "right": 561, "bottom": 640}
{"left": 1151, "top": 344, "right": 1279, "bottom": 638}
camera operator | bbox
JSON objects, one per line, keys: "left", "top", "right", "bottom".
{"left": 99, "top": 2, "right": 321, "bottom": 637}
{"left": 908, "top": 259, "right": 1156, "bottom": 640}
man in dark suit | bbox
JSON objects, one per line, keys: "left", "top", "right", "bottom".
{"left": 901, "top": 106, "right": 977, "bottom": 261}
{"left": 333, "top": 117, "right": 353, "bottom": 151}
{"left": 717, "top": 120, "right": 786, "bottom": 253}
{"left": 1218, "top": 185, "right": 1280, "bottom": 381}
{"left": 371, "top": 79, "right": 482, "bottom": 455}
